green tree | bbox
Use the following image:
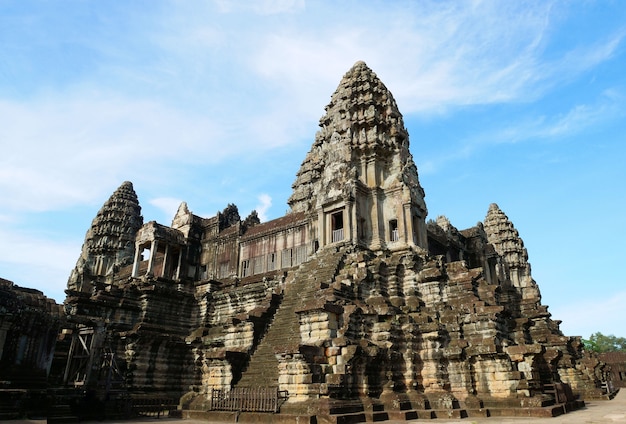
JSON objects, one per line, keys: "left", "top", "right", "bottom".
{"left": 582, "top": 332, "right": 626, "bottom": 353}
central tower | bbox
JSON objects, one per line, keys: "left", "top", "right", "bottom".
{"left": 289, "top": 61, "right": 428, "bottom": 250}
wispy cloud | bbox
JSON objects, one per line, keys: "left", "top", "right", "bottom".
{"left": 3, "top": 1, "right": 621, "bottom": 216}
{"left": 214, "top": 0, "right": 304, "bottom": 15}
{"left": 149, "top": 197, "right": 183, "bottom": 223}
{"left": 2, "top": 1, "right": 625, "bottom": 313}
{"left": 254, "top": 194, "right": 273, "bottom": 222}
{"left": 418, "top": 88, "right": 625, "bottom": 174}
{"left": 0, "top": 227, "right": 78, "bottom": 301}
{"left": 0, "top": 92, "right": 253, "bottom": 213}
{"left": 492, "top": 97, "right": 622, "bottom": 145}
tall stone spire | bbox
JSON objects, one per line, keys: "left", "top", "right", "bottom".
{"left": 67, "top": 181, "right": 143, "bottom": 292}
{"left": 288, "top": 61, "right": 426, "bottom": 216}
{"left": 288, "top": 61, "right": 427, "bottom": 249}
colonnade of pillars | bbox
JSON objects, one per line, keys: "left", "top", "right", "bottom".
{"left": 131, "top": 239, "right": 183, "bottom": 280}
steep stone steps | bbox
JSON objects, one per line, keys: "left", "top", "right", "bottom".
{"left": 47, "top": 404, "right": 80, "bottom": 424}
{"left": 236, "top": 245, "right": 347, "bottom": 388}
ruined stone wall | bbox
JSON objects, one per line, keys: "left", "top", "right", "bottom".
{"left": 201, "top": 226, "right": 240, "bottom": 281}
{"left": 268, "top": 240, "right": 604, "bottom": 409}
{"left": 0, "top": 278, "right": 63, "bottom": 390}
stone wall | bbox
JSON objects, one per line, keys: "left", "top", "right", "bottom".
{"left": 0, "top": 278, "right": 63, "bottom": 389}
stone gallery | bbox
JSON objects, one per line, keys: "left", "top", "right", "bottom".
{"left": 0, "top": 62, "right": 615, "bottom": 422}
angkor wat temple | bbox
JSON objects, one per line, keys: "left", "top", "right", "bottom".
{"left": 0, "top": 62, "right": 616, "bottom": 422}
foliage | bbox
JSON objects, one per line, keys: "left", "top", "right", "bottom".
{"left": 582, "top": 332, "right": 626, "bottom": 353}
{"left": 219, "top": 203, "right": 240, "bottom": 229}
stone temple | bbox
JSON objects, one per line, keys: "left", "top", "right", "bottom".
{"left": 0, "top": 61, "right": 616, "bottom": 421}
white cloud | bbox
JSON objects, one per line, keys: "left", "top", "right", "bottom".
{"left": 149, "top": 197, "right": 184, "bottom": 223}
{"left": 0, "top": 92, "right": 254, "bottom": 214}
{"left": 0, "top": 1, "right": 607, "bottom": 215}
{"left": 254, "top": 194, "right": 272, "bottom": 222}
{"left": 418, "top": 89, "right": 626, "bottom": 175}
{"left": 498, "top": 92, "right": 623, "bottom": 142}
{"left": 0, "top": 226, "right": 79, "bottom": 302}
{"left": 249, "top": 1, "right": 560, "bottom": 115}
{"left": 214, "top": 0, "right": 304, "bottom": 15}
{"left": 1, "top": 0, "right": 624, "bottom": 307}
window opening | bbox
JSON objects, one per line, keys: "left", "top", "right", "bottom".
{"left": 253, "top": 256, "right": 264, "bottom": 275}
{"left": 267, "top": 253, "right": 276, "bottom": 271}
{"left": 331, "top": 211, "right": 344, "bottom": 242}
{"left": 241, "top": 260, "right": 250, "bottom": 277}
{"left": 281, "top": 248, "right": 293, "bottom": 268}
{"left": 294, "top": 245, "right": 307, "bottom": 266}
{"left": 389, "top": 219, "right": 399, "bottom": 242}
{"left": 218, "top": 261, "right": 230, "bottom": 279}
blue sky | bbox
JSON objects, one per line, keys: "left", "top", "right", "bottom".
{"left": 1, "top": 1, "right": 625, "bottom": 339}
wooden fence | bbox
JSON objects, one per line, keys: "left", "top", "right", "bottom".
{"left": 210, "top": 387, "right": 287, "bottom": 413}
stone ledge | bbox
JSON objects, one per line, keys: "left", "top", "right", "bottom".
{"left": 181, "top": 409, "right": 316, "bottom": 423}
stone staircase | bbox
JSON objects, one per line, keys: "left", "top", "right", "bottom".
{"left": 316, "top": 396, "right": 471, "bottom": 424}
{"left": 236, "top": 245, "right": 347, "bottom": 388}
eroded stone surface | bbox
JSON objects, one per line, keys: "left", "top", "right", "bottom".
{"left": 0, "top": 278, "right": 62, "bottom": 390}
{"left": 47, "top": 61, "right": 613, "bottom": 421}
{"left": 67, "top": 180, "right": 143, "bottom": 293}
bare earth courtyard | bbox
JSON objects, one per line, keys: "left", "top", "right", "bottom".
{"left": 1, "top": 390, "right": 624, "bottom": 424}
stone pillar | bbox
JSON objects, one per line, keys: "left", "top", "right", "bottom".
{"left": 175, "top": 249, "right": 183, "bottom": 280}
{"left": 347, "top": 199, "right": 355, "bottom": 243}
{"left": 147, "top": 239, "right": 157, "bottom": 276}
{"left": 471, "top": 355, "right": 519, "bottom": 398}
{"left": 420, "top": 333, "right": 447, "bottom": 392}
{"left": 370, "top": 189, "right": 382, "bottom": 249}
{"left": 203, "top": 359, "right": 233, "bottom": 392}
{"left": 418, "top": 217, "right": 428, "bottom": 248}
{"left": 131, "top": 243, "right": 141, "bottom": 278}
{"left": 0, "top": 321, "right": 11, "bottom": 362}
{"left": 403, "top": 203, "right": 414, "bottom": 247}
{"left": 317, "top": 207, "right": 325, "bottom": 247}
{"left": 366, "top": 157, "right": 376, "bottom": 186}
{"left": 162, "top": 243, "right": 170, "bottom": 278}
{"left": 360, "top": 157, "right": 368, "bottom": 186}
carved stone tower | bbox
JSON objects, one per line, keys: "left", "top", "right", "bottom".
{"left": 289, "top": 61, "right": 428, "bottom": 250}
{"left": 67, "top": 181, "right": 143, "bottom": 292}
{"left": 483, "top": 203, "right": 540, "bottom": 306}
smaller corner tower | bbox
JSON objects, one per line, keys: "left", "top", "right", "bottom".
{"left": 67, "top": 181, "right": 143, "bottom": 293}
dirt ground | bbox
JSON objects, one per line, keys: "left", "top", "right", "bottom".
{"left": 5, "top": 390, "right": 625, "bottom": 423}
